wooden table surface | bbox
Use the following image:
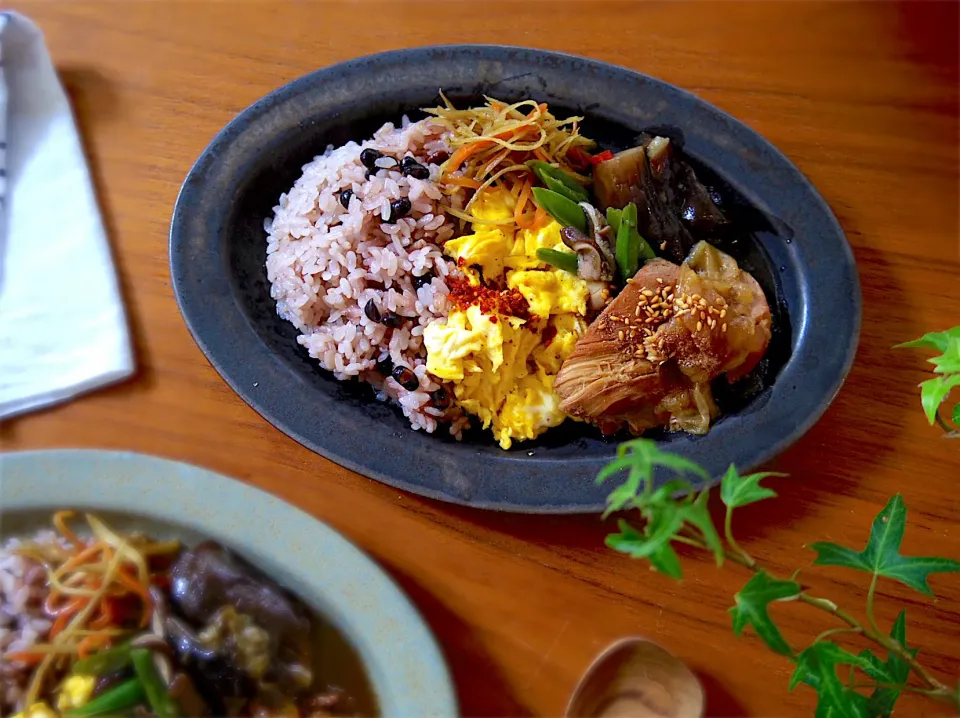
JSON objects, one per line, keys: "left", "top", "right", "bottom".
{"left": 5, "top": 2, "right": 959, "bottom": 715}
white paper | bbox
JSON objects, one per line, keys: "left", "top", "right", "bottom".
{"left": 0, "top": 12, "right": 134, "bottom": 419}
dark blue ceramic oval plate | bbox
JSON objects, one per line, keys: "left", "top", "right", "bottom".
{"left": 170, "top": 45, "right": 860, "bottom": 513}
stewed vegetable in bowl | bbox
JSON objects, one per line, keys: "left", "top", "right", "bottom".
{"left": 1, "top": 450, "right": 457, "bottom": 717}
{"left": 2, "top": 513, "right": 363, "bottom": 717}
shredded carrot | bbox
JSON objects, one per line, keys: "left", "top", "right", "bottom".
{"left": 533, "top": 206, "right": 548, "bottom": 229}
{"left": 57, "top": 542, "right": 103, "bottom": 574}
{"left": 90, "top": 610, "right": 112, "bottom": 630}
{"left": 50, "top": 598, "right": 87, "bottom": 638}
{"left": 54, "top": 511, "right": 83, "bottom": 551}
{"left": 44, "top": 590, "right": 61, "bottom": 616}
{"left": 446, "top": 142, "right": 484, "bottom": 172}
{"left": 514, "top": 176, "right": 534, "bottom": 229}
{"left": 481, "top": 148, "right": 511, "bottom": 179}
{"left": 425, "top": 96, "right": 594, "bottom": 233}
{"left": 116, "top": 567, "right": 153, "bottom": 627}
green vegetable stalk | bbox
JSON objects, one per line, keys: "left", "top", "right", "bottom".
{"left": 536, "top": 247, "right": 579, "bottom": 275}
{"left": 132, "top": 648, "right": 181, "bottom": 718}
{"left": 531, "top": 187, "right": 588, "bottom": 234}
{"left": 610, "top": 202, "right": 655, "bottom": 280}
{"left": 71, "top": 643, "right": 133, "bottom": 677}
{"left": 527, "top": 160, "right": 590, "bottom": 204}
{"left": 598, "top": 438, "right": 960, "bottom": 716}
{"left": 66, "top": 678, "right": 144, "bottom": 717}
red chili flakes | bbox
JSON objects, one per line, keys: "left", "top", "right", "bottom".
{"left": 541, "top": 324, "right": 558, "bottom": 347}
{"left": 447, "top": 276, "right": 535, "bottom": 322}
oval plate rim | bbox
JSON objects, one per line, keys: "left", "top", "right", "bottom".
{"left": 169, "top": 44, "right": 861, "bottom": 513}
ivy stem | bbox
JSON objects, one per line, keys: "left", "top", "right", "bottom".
{"left": 813, "top": 626, "right": 862, "bottom": 644}
{"left": 718, "top": 544, "right": 954, "bottom": 703}
{"left": 666, "top": 521, "right": 959, "bottom": 707}
{"left": 934, "top": 411, "right": 953, "bottom": 434}
{"left": 865, "top": 572, "right": 881, "bottom": 635}
{"left": 724, "top": 506, "right": 756, "bottom": 568}
{"left": 673, "top": 534, "right": 707, "bottom": 550}
{"left": 797, "top": 592, "right": 955, "bottom": 702}
{"left": 850, "top": 682, "right": 948, "bottom": 698}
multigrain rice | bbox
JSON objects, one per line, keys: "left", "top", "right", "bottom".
{"left": 266, "top": 118, "right": 466, "bottom": 434}
{"left": 0, "top": 534, "right": 57, "bottom": 713}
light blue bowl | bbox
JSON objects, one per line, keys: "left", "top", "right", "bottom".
{"left": 0, "top": 449, "right": 457, "bottom": 718}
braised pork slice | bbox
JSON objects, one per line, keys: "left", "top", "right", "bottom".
{"left": 656, "top": 242, "right": 771, "bottom": 384}
{"left": 554, "top": 243, "right": 771, "bottom": 435}
{"left": 553, "top": 259, "right": 682, "bottom": 434}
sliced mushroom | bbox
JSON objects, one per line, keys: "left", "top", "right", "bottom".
{"left": 143, "top": 586, "right": 174, "bottom": 685}
{"left": 580, "top": 202, "right": 616, "bottom": 271}
{"left": 560, "top": 226, "right": 614, "bottom": 282}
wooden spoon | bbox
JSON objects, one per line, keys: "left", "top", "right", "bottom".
{"left": 566, "top": 637, "right": 705, "bottom": 718}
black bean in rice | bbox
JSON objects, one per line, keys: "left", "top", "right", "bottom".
{"left": 265, "top": 118, "right": 464, "bottom": 434}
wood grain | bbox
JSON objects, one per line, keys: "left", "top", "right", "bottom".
{"left": 4, "top": 2, "right": 959, "bottom": 715}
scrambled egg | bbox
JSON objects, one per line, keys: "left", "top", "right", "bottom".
{"left": 12, "top": 702, "right": 58, "bottom": 718}
{"left": 57, "top": 675, "right": 96, "bottom": 712}
{"left": 425, "top": 189, "right": 589, "bottom": 448}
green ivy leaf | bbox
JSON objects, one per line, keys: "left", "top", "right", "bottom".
{"left": 953, "top": 402, "right": 960, "bottom": 428}
{"left": 605, "top": 519, "right": 648, "bottom": 555}
{"left": 894, "top": 327, "right": 960, "bottom": 352}
{"left": 919, "top": 375, "right": 960, "bottom": 425}
{"left": 644, "top": 479, "right": 697, "bottom": 508}
{"left": 685, "top": 490, "right": 725, "bottom": 566}
{"left": 810, "top": 495, "right": 960, "bottom": 596}
{"left": 605, "top": 515, "right": 684, "bottom": 580}
{"left": 729, "top": 571, "right": 800, "bottom": 656}
{"left": 646, "top": 542, "right": 683, "bottom": 579}
{"left": 860, "top": 610, "right": 916, "bottom": 717}
{"left": 928, "top": 336, "right": 960, "bottom": 374}
{"left": 599, "top": 439, "right": 708, "bottom": 518}
{"left": 606, "top": 510, "right": 683, "bottom": 561}
{"left": 719, "top": 465, "right": 785, "bottom": 508}
{"left": 790, "top": 643, "right": 870, "bottom": 718}
{"left": 602, "top": 444, "right": 724, "bottom": 579}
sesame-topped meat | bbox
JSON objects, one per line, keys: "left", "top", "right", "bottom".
{"left": 553, "top": 259, "right": 683, "bottom": 434}
{"left": 554, "top": 242, "right": 771, "bottom": 435}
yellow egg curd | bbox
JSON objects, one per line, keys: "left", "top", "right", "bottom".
{"left": 424, "top": 189, "right": 589, "bottom": 449}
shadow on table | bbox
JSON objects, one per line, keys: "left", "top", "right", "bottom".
{"left": 380, "top": 561, "right": 533, "bottom": 717}
{"left": 694, "top": 669, "right": 748, "bottom": 717}
{"left": 894, "top": 0, "right": 959, "bottom": 97}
